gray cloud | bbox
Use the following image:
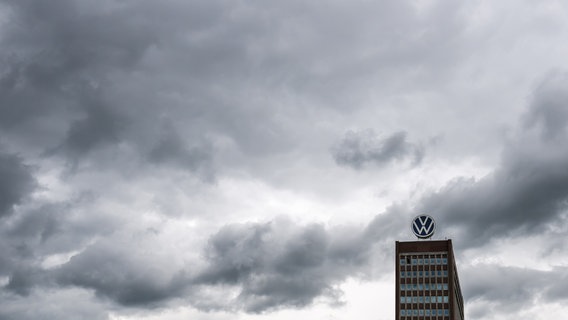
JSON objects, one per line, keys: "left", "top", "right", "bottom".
{"left": 0, "top": 217, "right": 379, "bottom": 312}
{"left": 54, "top": 241, "right": 188, "bottom": 307}
{"left": 147, "top": 121, "right": 214, "bottom": 180}
{"left": 416, "top": 73, "right": 568, "bottom": 247}
{"left": 0, "top": 288, "right": 110, "bottom": 320}
{"left": 331, "top": 130, "right": 424, "bottom": 169}
{"left": 0, "top": 0, "right": 567, "bottom": 318}
{"left": 0, "top": 150, "right": 36, "bottom": 217}
{"left": 194, "top": 219, "right": 377, "bottom": 313}
{"left": 460, "top": 264, "right": 568, "bottom": 320}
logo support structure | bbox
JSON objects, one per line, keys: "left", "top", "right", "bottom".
{"left": 412, "top": 215, "right": 435, "bottom": 239}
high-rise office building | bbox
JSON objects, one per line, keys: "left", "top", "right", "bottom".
{"left": 395, "top": 239, "right": 464, "bottom": 320}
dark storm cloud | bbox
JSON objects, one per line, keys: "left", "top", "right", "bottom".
{"left": 50, "top": 97, "right": 125, "bottom": 162}
{"left": 0, "top": 216, "right": 382, "bottom": 312}
{"left": 0, "top": 209, "right": 403, "bottom": 313}
{"left": 0, "top": 0, "right": 156, "bottom": 125}
{"left": 462, "top": 265, "right": 546, "bottom": 308}
{"left": 54, "top": 242, "right": 188, "bottom": 307}
{"left": 0, "top": 0, "right": 224, "bottom": 173}
{"left": 147, "top": 121, "right": 214, "bottom": 179}
{"left": 417, "top": 73, "right": 568, "bottom": 246}
{"left": 0, "top": 150, "right": 36, "bottom": 217}
{"left": 193, "top": 219, "right": 379, "bottom": 313}
{"left": 331, "top": 130, "right": 424, "bottom": 170}
{"left": 460, "top": 264, "right": 568, "bottom": 319}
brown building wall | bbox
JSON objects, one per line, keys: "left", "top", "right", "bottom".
{"left": 395, "top": 240, "right": 464, "bottom": 320}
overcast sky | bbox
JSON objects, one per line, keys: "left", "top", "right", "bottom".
{"left": 1, "top": 0, "right": 568, "bottom": 319}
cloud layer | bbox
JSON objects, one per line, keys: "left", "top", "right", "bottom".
{"left": 1, "top": 0, "right": 568, "bottom": 319}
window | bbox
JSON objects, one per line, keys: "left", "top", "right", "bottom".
{"left": 400, "top": 258, "right": 406, "bottom": 265}
{"left": 412, "top": 297, "right": 418, "bottom": 303}
{"left": 425, "top": 310, "right": 431, "bottom": 316}
{"left": 413, "top": 284, "right": 418, "bottom": 290}
{"left": 418, "top": 259, "right": 423, "bottom": 265}
{"left": 419, "top": 310, "right": 424, "bottom": 316}
{"left": 437, "top": 284, "right": 442, "bottom": 290}
{"left": 413, "top": 310, "right": 418, "bottom": 316}
{"left": 400, "top": 297, "right": 404, "bottom": 303}
{"left": 437, "top": 309, "right": 443, "bottom": 316}
{"left": 400, "top": 310, "right": 405, "bottom": 316}
{"left": 442, "top": 258, "right": 448, "bottom": 264}
{"left": 444, "top": 309, "right": 450, "bottom": 316}
{"left": 430, "top": 258, "right": 435, "bottom": 264}
{"left": 425, "top": 296, "right": 430, "bottom": 303}
{"left": 444, "top": 296, "right": 449, "bottom": 303}
{"left": 443, "top": 270, "right": 448, "bottom": 276}
{"left": 425, "top": 284, "right": 430, "bottom": 290}
{"left": 425, "top": 271, "right": 429, "bottom": 277}
{"left": 436, "top": 258, "right": 441, "bottom": 264}
{"left": 419, "top": 296, "right": 424, "bottom": 303}
{"left": 412, "top": 259, "right": 417, "bottom": 265}
{"left": 437, "top": 296, "right": 443, "bottom": 303}
{"left": 443, "top": 283, "right": 448, "bottom": 290}
{"left": 419, "top": 271, "right": 423, "bottom": 277}
{"left": 418, "top": 284, "right": 423, "bottom": 290}
{"left": 437, "top": 271, "right": 442, "bottom": 276}
{"left": 413, "top": 271, "right": 417, "bottom": 277}
{"left": 401, "top": 272, "right": 405, "bottom": 278}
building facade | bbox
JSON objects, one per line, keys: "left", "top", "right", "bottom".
{"left": 395, "top": 240, "right": 464, "bottom": 320}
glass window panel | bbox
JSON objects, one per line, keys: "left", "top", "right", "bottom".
{"left": 425, "top": 296, "right": 430, "bottom": 303}
{"left": 442, "top": 258, "right": 448, "bottom": 264}
{"left": 418, "top": 284, "right": 423, "bottom": 290}
{"left": 445, "top": 309, "right": 450, "bottom": 316}
{"left": 443, "top": 283, "right": 448, "bottom": 290}
{"left": 426, "top": 310, "right": 431, "bottom": 316}
{"left": 438, "top": 309, "right": 443, "bottom": 316}
{"left": 437, "top": 296, "right": 443, "bottom": 303}
{"left": 418, "top": 259, "right": 423, "bottom": 265}
{"left": 419, "top": 296, "right": 424, "bottom": 303}
{"left": 436, "top": 258, "right": 441, "bottom": 264}
{"left": 400, "top": 259, "right": 406, "bottom": 265}
{"left": 444, "top": 296, "right": 449, "bottom": 303}
{"left": 419, "top": 310, "right": 424, "bottom": 316}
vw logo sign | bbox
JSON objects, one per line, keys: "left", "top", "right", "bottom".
{"left": 412, "top": 215, "right": 435, "bottom": 239}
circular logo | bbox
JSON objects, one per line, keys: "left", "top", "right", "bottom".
{"left": 411, "top": 215, "right": 436, "bottom": 239}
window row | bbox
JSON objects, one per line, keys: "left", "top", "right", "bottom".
{"left": 400, "top": 257, "right": 448, "bottom": 266}
{"left": 401, "top": 270, "right": 448, "bottom": 278}
{"left": 400, "top": 283, "right": 448, "bottom": 291}
{"left": 400, "top": 295, "right": 449, "bottom": 304}
{"left": 400, "top": 309, "right": 450, "bottom": 316}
